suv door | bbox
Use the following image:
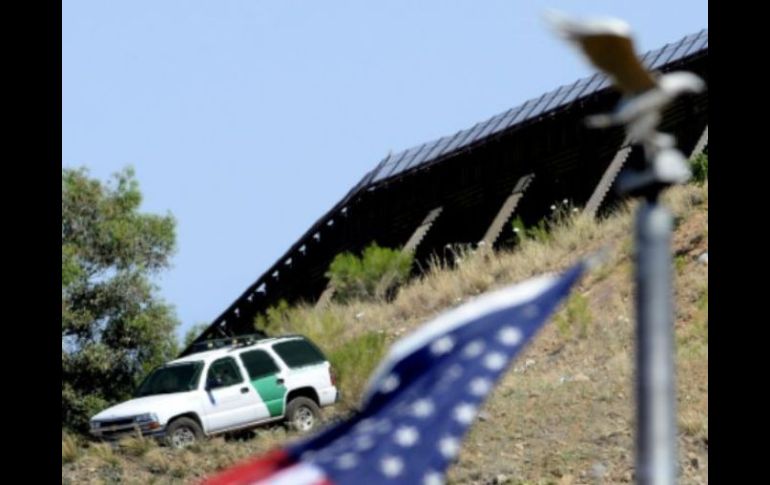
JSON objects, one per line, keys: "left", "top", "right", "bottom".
{"left": 201, "top": 356, "right": 262, "bottom": 432}
{"left": 239, "top": 349, "right": 287, "bottom": 418}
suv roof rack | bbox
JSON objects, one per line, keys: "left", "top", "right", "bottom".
{"left": 187, "top": 333, "right": 268, "bottom": 355}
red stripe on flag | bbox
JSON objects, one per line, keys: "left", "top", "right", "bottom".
{"left": 201, "top": 449, "right": 295, "bottom": 485}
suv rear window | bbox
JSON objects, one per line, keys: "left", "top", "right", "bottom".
{"left": 240, "top": 349, "right": 280, "bottom": 379}
{"left": 272, "top": 339, "right": 326, "bottom": 368}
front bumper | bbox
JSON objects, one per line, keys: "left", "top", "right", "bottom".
{"left": 90, "top": 422, "right": 166, "bottom": 441}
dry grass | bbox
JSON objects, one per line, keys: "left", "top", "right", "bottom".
{"left": 118, "top": 434, "right": 158, "bottom": 458}
{"left": 62, "top": 182, "right": 707, "bottom": 484}
{"left": 62, "top": 431, "right": 82, "bottom": 464}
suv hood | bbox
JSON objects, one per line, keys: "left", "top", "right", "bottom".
{"left": 92, "top": 392, "right": 199, "bottom": 424}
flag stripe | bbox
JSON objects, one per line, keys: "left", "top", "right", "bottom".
{"left": 201, "top": 450, "right": 296, "bottom": 485}
{"left": 254, "top": 463, "right": 330, "bottom": 485}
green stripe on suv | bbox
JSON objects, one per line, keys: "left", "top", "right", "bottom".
{"left": 250, "top": 375, "right": 287, "bottom": 417}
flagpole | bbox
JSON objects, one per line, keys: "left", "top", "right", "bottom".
{"left": 618, "top": 137, "right": 689, "bottom": 485}
{"left": 634, "top": 188, "right": 677, "bottom": 485}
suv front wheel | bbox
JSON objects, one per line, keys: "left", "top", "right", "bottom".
{"left": 165, "top": 417, "right": 203, "bottom": 449}
{"left": 286, "top": 397, "right": 321, "bottom": 432}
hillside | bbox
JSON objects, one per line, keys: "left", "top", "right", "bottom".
{"left": 63, "top": 182, "right": 708, "bottom": 485}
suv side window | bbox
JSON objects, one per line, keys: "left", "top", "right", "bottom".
{"left": 206, "top": 357, "right": 244, "bottom": 389}
{"left": 240, "top": 349, "right": 280, "bottom": 380}
{"left": 272, "top": 339, "right": 326, "bottom": 369}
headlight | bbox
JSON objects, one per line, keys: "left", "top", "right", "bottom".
{"left": 135, "top": 413, "right": 159, "bottom": 423}
{"left": 90, "top": 421, "right": 101, "bottom": 430}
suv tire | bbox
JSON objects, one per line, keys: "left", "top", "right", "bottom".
{"left": 286, "top": 397, "right": 321, "bottom": 432}
{"left": 165, "top": 417, "right": 203, "bottom": 449}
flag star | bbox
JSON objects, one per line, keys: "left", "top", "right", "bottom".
{"left": 314, "top": 449, "right": 335, "bottom": 463}
{"left": 498, "top": 326, "right": 523, "bottom": 346}
{"left": 335, "top": 453, "right": 358, "bottom": 470}
{"left": 444, "top": 364, "right": 464, "bottom": 381}
{"left": 430, "top": 336, "right": 455, "bottom": 355}
{"left": 394, "top": 425, "right": 420, "bottom": 447}
{"left": 438, "top": 436, "right": 461, "bottom": 459}
{"left": 523, "top": 304, "right": 540, "bottom": 318}
{"left": 468, "top": 377, "right": 492, "bottom": 396}
{"left": 328, "top": 435, "right": 349, "bottom": 450}
{"left": 453, "top": 403, "right": 477, "bottom": 424}
{"left": 412, "top": 398, "right": 435, "bottom": 418}
{"left": 375, "top": 419, "right": 393, "bottom": 434}
{"left": 462, "top": 339, "right": 485, "bottom": 358}
{"left": 355, "top": 418, "right": 376, "bottom": 433}
{"left": 380, "top": 456, "right": 404, "bottom": 477}
{"left": 354, "top": 434, "right": 375, "bottom": 451}
{"left": 424, "top": 471, "right": 445, "bottom": 485}
{"left": 380, "top": 374, "right": 400, "bottom": 393}
{"left": 483, "top": 352, "right": 507, "bottom": 371}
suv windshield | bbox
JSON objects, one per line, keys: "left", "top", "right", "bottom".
{"left": 135, "top": 362, "right": 203, "bottom": 397}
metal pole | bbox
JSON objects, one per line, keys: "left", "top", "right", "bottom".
{"left": 634, "top": 194, "right": 678, "bottom": 485}
{"left": 613, "top": 135, "right": 690, "bottom": 485}
{"left": 614, "top": 129, "right": 691, "bottom": 485}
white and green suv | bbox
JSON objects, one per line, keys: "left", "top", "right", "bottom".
{"left": 89, "top": 335, "right": 339, "bottom": 448}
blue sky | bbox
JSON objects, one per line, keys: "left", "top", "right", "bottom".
{"left": 62, "top": 1, "right": 707, "bottom": 341}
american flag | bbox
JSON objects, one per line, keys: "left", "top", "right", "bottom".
{"left": 204, "top": 262, "right": 585, "bottom": 485}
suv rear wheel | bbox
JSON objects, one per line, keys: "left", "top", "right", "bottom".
{"left": 286, "top": 397, "right": 320, "bottom": 432}
{"left": 165, "top": 417, "right": 203, "bottom": 449}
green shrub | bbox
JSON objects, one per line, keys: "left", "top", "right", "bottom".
{"left": 254, "top": 300, "right": 294, "bottom": 336}
{"left": 555, "top": 293, "right": 592, "bottom": 339}
{"left": 674, "top": 254, "right": 688, "bottom": 273}
{"left": 690, "top": 153, "right": 708, "bottom": 184}
{"left": 512, "top": 215, "right": 549, "bottom": 243}
{"left": 328, "top": 331, "right": 388, "bottom": 408}
{"left": 326, "top": 243, "right": 414, "bottom": 302}
{"left": 255, "top": 301, "right": 346, "bottom": 352}
{"left": 512, "top": 200, "right": 577, "bottom": 244}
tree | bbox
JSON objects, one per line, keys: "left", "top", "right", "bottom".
{"left": 183, "top": 322, "right": 210, "bottom": 348}
{"left": 62, "top": 167, "right": 179, "bottom": 432}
